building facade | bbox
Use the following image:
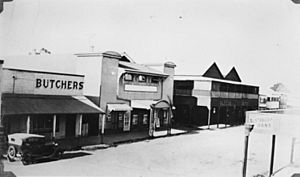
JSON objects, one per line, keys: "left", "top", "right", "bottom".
{"left": 1, "top": 51, "right": 176, "bottom": 138}
{"left": 76, "top": 52, "right": 176, "bottom": 135}
{"left": 173, "top": 62, "right": 259, "bottom": 127}
{"left": 0, "top": 67, "right": 104, "bottom": 140}
{"left": 259, "top": 89, "right": 288, "bottom": 110}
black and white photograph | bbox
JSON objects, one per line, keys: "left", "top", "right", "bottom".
{"left": 1, "top": 0, "right": 300, "bottom": 176}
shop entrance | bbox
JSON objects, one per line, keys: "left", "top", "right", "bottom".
{"left": 65, "top": 114, "right": 76, "bottom": 137}
{"left": 111, "top": 112, "right": 125, "bottom": 130}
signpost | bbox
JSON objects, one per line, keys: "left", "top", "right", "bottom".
{"left": 244, "top": 111, "right": 280, "bottom": 177}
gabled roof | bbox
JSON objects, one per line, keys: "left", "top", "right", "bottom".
{"left": 224, "top": 67, "right": 242, "bottom": 82}
{"left": 202, "top": 62, "right": 224, "bottom": 80}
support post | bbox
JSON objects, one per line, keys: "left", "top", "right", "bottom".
{"left": 53, "top": 115, "right": 56, "bottom": 138}
{"left": 76, "top": 114, "right": 82, "bottom": 137}
{"left": 290, "top": 137, "right": 296, "bottom": 164}
{"left": 217, "top": 106, "right": 220, "bottom": 128}
{"left": 26, "top": 115, "right": 31, "bottom": 133}
{"left": 149, "top": 108, "right": 154, "bottom": 137}
{"left": 167, "top": 110, "right": 171, "bottom": 135}
{"left": 242, "top": 124, "right": 254, "bottom": 177}
{"left": 79, "top": 114, "right": 82, "bottom": 136}
{"left": 207, "top": 107, "right": 211, "bottom": 129}
{"left": 269, "top": 134, "right": 276, "bottom": 177}
{"left": 101, "top": 114, "right": 105, "bottom": 144}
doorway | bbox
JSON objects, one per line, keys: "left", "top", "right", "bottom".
{"left": 65, "top": 114, "right": 76, "bottom": 137}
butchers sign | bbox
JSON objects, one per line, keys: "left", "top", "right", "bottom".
{"left": 34, "top": 73, "right": 84, "bottom": 95}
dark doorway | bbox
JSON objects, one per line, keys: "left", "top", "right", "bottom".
{"left": 111, "top": 112, "right": 124, "bottom": 130}
{"left": 65, "top": 114, "right": 76, "bottom": 137}
{"left": 191, "top": 106, "right": 209, "bottom": 126}
{"left": 174, "top": 105, "right": 190, "bottom": 125}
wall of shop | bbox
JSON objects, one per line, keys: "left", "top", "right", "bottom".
{"left": 75, "top": 53, "right": 102, "bottom": 97}
{"left": 2, "top": 69, "right": 84, "bottom": 96}
{"left": 99, "top": 52, "right": 124, "bottom": 111}
{"left": 161, "top": 62, "right": 176, "bottom": 103}
{"left": 118, "top": 73, "right": 162, "bottom": 100}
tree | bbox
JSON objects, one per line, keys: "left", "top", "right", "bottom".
{"left": 270, "top": 82, "right": 288, "bottom": 92}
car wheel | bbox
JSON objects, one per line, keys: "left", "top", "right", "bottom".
{"left": 21, "top": 155, "right": 32, "bottom": 165}
{"left": 21, "top": 159, "right": 31, "bottom": 165}
{"left": 7, "top": 146, "right": 16, "bottom": 162}
{"left": 55, "top": 150, "right": 64, "bottom": 159}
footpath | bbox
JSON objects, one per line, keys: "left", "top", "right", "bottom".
{"left": 57, "top": 127, "right": 194, "bottom": 151}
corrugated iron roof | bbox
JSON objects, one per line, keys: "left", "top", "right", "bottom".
{"left": 2, "top": 93, "right": 104, "bottom": 115}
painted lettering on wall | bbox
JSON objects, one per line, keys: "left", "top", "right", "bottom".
{"left": 36, "top": 78, "right": 84, "bottom": 90}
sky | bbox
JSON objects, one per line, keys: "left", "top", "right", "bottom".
{"left": 1, "top": 0, "right": 300, "bottom": 96}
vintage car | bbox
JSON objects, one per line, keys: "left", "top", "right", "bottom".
{"left": 7, "top": 133, "right": 63, "bottom": 165}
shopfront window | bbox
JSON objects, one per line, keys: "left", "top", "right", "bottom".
{"left": 124, "top": 116, "right": 130, "bottom": 127}
{"left": 163, "top": 110, "right": 168, "bottom": 125}
{"left": 107, "top": 114, "right": 111, "bottom": 122}
{"left": 143, "top": 114, "right": 148, "bottom": 125}
{"left": 32, "top": 115, "right": 56, "bottom": 133}
{"left": 132, "top": 114, "right": 138, "bottom": 125}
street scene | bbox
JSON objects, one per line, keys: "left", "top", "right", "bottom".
{"left": 1, "top": 0, "right": 300, "bottom": 177}
{"left": 2, "top": 125, "right": 299, "bottom": 177}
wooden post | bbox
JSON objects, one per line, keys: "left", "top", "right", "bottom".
{"left": 207, "top": 107, "right": 211, "bottom": 129}
{"left": 26, "top": 115, "right": 31, "bottom": 133}
{"left": 167, "top": 110, "right": 171, "bottom": 135}
{"left": 217, "top": 106, "right": 220, "bottom": 128}
{"left": 79, "top": 114, "right": 82, "bottom": 136}
{"left": 101, "top": 114, "right": 105, "bottom": 144}
{"left": 53, "top": 115, "right": 56, "bottom": 138}
{"left": 242, "top": 125, "right": 253, "bottom": 177}
{"left": 290, "top": 137, "right": 296, "bottom": 164}
{"left": 269, "top": 134, "right": 276, "bottom": 177}
{"left": 149, "top": 108, "right": 154, "bottom": 137}
{"left": 242, "top": 134, "right": 250, "bottom": 177}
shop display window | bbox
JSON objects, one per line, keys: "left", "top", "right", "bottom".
{"left": 118, "top": 113, "right": 123, "bottom": 121}
{"left": 107, "top": 114, "right": 111, "bottom": 122}
{"left": 32, "top": 115, "right": 58, "bottom": 133}
{"left": 143, "top": 114, "right": 148, "bottom": 125}
{"left": 132, "top": 114, "right": 138, "bottom": 125}
{"left": 124, "top": 116, "right": 130, "bottom": 127}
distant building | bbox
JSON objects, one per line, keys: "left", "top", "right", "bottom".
{"left": 259, "top": 88, "right": 288, "bottom": 110}
{"left": 173, "top": 62, "right": 259, "bottom": 127}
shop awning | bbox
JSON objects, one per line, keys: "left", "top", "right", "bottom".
{"left": 2, "top": 93, "right": 104, "bottom": 115}
{"left": 131, "top": 100, "right": 157, "bottom": 110}
{"left": 107, "top": 104, "right": 132, "bottom": 113}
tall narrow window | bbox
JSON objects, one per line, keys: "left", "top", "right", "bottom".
{"left": 132, "top": 114, "right": 138, "bottom": 125}
{"left": 143, "top": 114, "right": 148, "bottom": 125}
